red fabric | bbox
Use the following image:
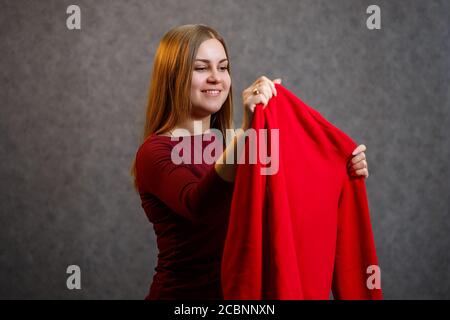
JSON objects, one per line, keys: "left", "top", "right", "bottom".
{"left": 221, "top": 84, "right": 383, "bottom": 300}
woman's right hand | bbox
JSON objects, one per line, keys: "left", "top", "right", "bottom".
{"left": 241, "top": 76, "right": 282, "bottom": 130}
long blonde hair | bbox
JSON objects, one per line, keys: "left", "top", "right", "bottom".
{"left": 130, "top": 24, "right": 234, "bottom": 192}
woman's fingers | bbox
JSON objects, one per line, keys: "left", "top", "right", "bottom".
{"left": 257, "top": 76, "right": 276, "bottom": 98}
{"left": 350, "top": 160, "right": 368, "bottom": 171}
{"left": 348, "top": 144, "right": 369, "bottom": 178}
{"left": 257, "top": 77, "right": 275, "bottom": 103}
{"left": 260, "top": 76, "right": 282, "bottom": 99}
{"left": 352, "top": 144, "right": 367, "bottom": 155}
{"left": 252, "top": 83, "right": 272, "bottom": 107}
{"left": 243, "top": 76, "right": 282, "bottom": 113}
{"left": 349, "top": 151, "right": 366, "bottom": 166}
{"left": 259, "top": 94, "right": 269, "bottom": 108}
{"left": 348, "top": 147, "right": 369, "bottom": 178}
{"left": 265, "top": 76, "right": 278, "bottom": 97}
{"left": 259, "top": 85, "right": 272, "bottom": 106}
{"left": 350, "top": 168, "right": 369, "bottom": 178}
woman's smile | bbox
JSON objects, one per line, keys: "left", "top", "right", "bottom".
{"left": 201, "top": 89, "right": 222, "bottom": 97}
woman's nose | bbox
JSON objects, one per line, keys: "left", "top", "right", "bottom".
{"left": 207, "top": 68, "right": 221, "bottom": 82}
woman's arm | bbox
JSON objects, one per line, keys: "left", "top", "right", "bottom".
{"left": 214, "top": 128, "right": 248, "bottom": 182}
{"left": 214, "top": 77, "right": 370, "bottom": 182}
{"left": 214, "top": 76, "right": 281, "bottom": 182}
{"left": 136, "top": 140, "right": 233, "bottom": 223}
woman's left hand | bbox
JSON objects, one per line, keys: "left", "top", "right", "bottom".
{"left": 348, "top": 144, "right": 369, "bottom": 178}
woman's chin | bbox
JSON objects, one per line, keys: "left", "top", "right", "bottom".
{"left": 193, "top": 104, "right": 223, "bottom": 117}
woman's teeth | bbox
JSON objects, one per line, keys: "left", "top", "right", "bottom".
{"left": 202, "top": 90, "right": 221, "bottom": 96}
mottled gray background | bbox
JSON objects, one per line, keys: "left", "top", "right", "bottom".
{"left": 0, "top": 0, "right": 448, "bottom": 299}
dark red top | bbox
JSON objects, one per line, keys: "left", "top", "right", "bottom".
{"left": 135, "top": 132, "right": 234, "bottom": 300}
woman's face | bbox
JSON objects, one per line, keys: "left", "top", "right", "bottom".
{"left": 190, "top": 38, "right": 231, "bottom": 119}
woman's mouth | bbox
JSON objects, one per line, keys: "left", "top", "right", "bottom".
{"left": 201, "top": 90, "right": 221, "bottom": 97}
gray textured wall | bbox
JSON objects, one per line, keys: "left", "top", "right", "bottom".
{"left": 0, "top": 0, "right": 448, "bottom": 299}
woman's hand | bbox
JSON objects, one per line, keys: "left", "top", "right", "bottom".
{"left": 241, "top": 76, "right": 282, "bottom": 130}
{"left": 348, "top": 144, "right": 369, "bottom": 178}
{"left": 240, "top": 77, "right": 369, "bottom": 178}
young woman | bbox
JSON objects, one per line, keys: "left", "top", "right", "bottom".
{"left": 130, "top": 24, "right": 369, "bottom": 300}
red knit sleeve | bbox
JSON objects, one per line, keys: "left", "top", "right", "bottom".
{"left": 332, "top": 175, "right": 383, "bottom": 300}
{"left": 135, "top": 139, "right": 234, "bottom": 224}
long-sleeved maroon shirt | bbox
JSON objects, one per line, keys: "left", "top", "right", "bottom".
{"left": 135, "top": 132, "right": 234, "bottom": 300}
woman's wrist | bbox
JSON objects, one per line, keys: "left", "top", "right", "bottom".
{"left": 241, "top": 110, "right": 254, "bottom": 131}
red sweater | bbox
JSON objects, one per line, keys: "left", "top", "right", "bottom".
{"left": 135, "top": 133, "right": 234, "bottom": 299}
{"left": 221, "top": 84, "right": 383, "bottom": 300}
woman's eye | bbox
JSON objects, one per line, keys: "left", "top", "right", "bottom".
{"left": 194, "top": 66, "right": 228, "bottom": 71}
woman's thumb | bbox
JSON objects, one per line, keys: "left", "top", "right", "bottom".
{"left": 273, "top": 78, "right": 282, "bottom": 84}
